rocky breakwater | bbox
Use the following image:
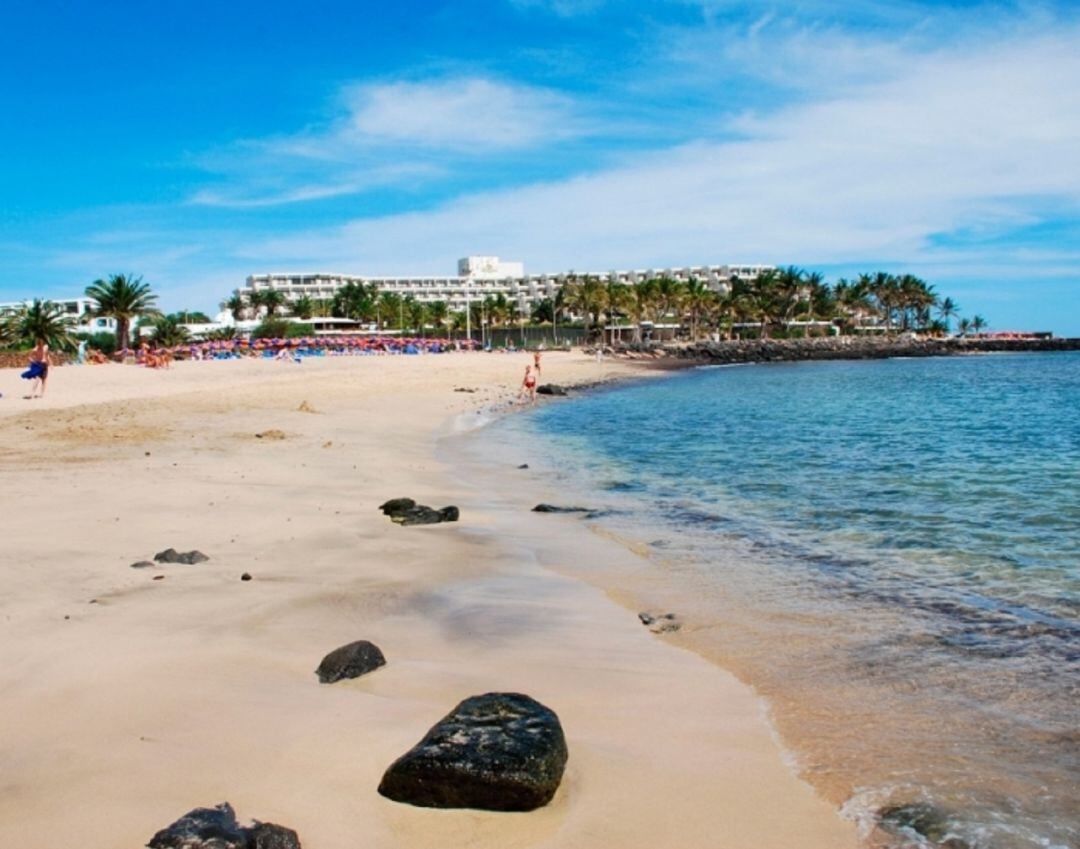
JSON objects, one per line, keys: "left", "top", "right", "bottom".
{"left": 619, "top": 336, "right": 1080, "bottom": 365}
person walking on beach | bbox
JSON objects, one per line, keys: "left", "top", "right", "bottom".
{"left": 21, "top": 338, "right": 49, "bottom": 398}
{"left": 533, "top": 349, "right": 542, "bottom": 375}
{"left": 519, "top": 364, "right": 538, "bottom": 404}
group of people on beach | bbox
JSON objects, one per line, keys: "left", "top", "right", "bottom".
{"left": 8, "top": 335, "right": 552, "bottom": 405}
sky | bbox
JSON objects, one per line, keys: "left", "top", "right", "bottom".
{"left": 1, "top": 0, "right": 1078, "bottom": 334}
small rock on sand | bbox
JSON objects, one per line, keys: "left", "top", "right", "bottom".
{"left": 532, "top": 503, "right": 590, "bottom": 513}
{"left": 297, "top": 400, "right": 317, "bottom": 413}
{"left": 639, "top": 611, "right": 681, "bottom": 633}
{"left": 130, "top": 560, "right": 155, "bottom": 569}
{"left": 154, "top": 548, "right": 210, "bottom": 565}
{"left": 255, "top": 429, "right": 286, "bottom": 440}
{"left": 316, "top": 640, "right": 386, "bottom": 683}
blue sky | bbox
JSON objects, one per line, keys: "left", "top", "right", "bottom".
{"left": 1, "top": 0, "right": 1078, "bottom": 333}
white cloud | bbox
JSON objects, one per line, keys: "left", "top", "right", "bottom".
{"left": 340, "top": 77, "right": 582, "bottom": 151}
{"left": 238, "top": 31, "right": 1080, "bottom": 280}
{"left": 189, "top": 76, "right": 585, "bottom": 208}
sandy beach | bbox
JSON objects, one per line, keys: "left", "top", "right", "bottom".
{"left": 0, "top": 352, "right": 856, "bottom": 849}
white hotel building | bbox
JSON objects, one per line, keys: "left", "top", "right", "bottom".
{"left": 241, "top": 256, "right": 773, "bottom": 315}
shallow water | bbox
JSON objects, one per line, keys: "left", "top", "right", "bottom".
{"left": 483, "top": 353, "right": 1080, "bottom": 849}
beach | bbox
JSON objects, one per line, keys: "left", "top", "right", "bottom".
{"left": 0, "top": 352, "right": 856, "bottom": 849}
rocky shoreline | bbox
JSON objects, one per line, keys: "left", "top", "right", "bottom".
{"left": 611, "top": 336, "right": 1080, "bottom": 365}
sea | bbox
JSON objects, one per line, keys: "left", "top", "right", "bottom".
{"left": 476, "top": 352, "right": 1079, "bottom": 849}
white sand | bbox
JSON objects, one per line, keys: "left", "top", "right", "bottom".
{"left": 0, "top": 353, "right": 857, "bottom": 848}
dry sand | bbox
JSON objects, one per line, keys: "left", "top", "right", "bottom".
{"left": 0, "top": 352, "right": 857, "bottom": 848}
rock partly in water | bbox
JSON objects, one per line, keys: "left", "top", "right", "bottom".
{"left": 639, "top": 611, "right": 681, "bottom": 633}
{"left": 316, "top": 640, "right": 387, "bottom": 683}
{"left": 536, "top": 384, "right": 568, "bottom": 396}
{"left": 878, "top": 803, "right": 972, "bottom": 849}
{"left": 379, "top": 497, "right": 459, "bottom": 526}
{"left": 146, "top": 802, "right": 301, "bottom": 849}
{"left": 532, "top": 503, "right": 590, "bottom": 514}
{"left": 154, "top": 548, "right": 210, "bottom": 565}
{"left": 378, "top": 692, "right": 568, "bottom": 811}
{"left": 517, "top": 463, "right": 529, "bottom": 469}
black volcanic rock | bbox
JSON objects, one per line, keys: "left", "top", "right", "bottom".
{"left": 154, "top": 548, "right": 209, "bottom": 565}
{"left": 878, "top": 802, "right": 971, "bottom": 849}
{"left": 146, "top": 802, "right": 301, "bottom": 849}
{"left": 379, "top": 498, "right": 416, "bottom": 515}
{"left": 379, "top": 497, "right": 459, "bottom": 526}
{"left": 536, "top": 384, "right": 568, "bottom": 396}
{"left": 378, "top": 692, "right": 568, "bottom": 811}
{"left": 316, "top": 640, "right": 386, "bottom": 683}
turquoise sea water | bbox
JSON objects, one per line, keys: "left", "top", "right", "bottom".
{"left": 490, "top": 353, "right": 1079, "bottom": 849}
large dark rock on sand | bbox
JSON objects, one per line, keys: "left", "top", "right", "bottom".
{"left": 316, "top": 640, "right": 386, "bottom": 683}
{"left": 378, "top": 692, "right": 568, "bottom": 811}
{"left": 878, "top": 803, "right": 971, "bottom": 849}
{"left": 536, "top": 384, "right": 568, "bottom": 396}
{"left": 146, "top": 802, "right": 301, "bottom": 849}
{"left": 250, "top": 822, "right": 302, "bottom": 849}
{"left": 379, "top": 498, "right": 459, "bottom": 526}
{"left": 154, "top": 548, "right": 210, "bottom": 565}
{"left": 379, "top": 498, "right": 416, "bottom": 515}
{"left": 532, "top": 503, "right": 590, "bottom": 514}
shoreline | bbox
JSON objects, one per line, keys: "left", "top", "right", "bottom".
{"left": 611, "top": 335, "right": 1080, "bottom": 365}
{"left": 0, "top": 352, "right": 856, "bottom": 849}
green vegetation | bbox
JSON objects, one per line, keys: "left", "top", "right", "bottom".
{"left": 251, "top": 317, "right": 309, "bottom": 339}
{"left": 149, "top": 315, "right": 192, "bottom": 347}
{"left": 2, "top": 299, "right": 77, "bottom": 351}
{"left": 553, "top": 269, "right": 973, "bottom": 341}
{"left": 85, "top": 273, "right": 160, "bottom": 349}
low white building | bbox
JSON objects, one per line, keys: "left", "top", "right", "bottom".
{"left": 240, "top": 257, "right": 774, "bottom": 316}
{"left": 0, "top": 296, "right": 119, "bottom": 336}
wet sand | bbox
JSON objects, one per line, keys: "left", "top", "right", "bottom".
{"left": 0, "top": 352, "right": 856, "bottom": 848}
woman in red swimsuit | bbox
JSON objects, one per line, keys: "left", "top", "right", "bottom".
{"left": 519, "top": 364, "right": 538, "bottom": 404}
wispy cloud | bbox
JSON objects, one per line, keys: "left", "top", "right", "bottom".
{"left": 239, "top": 29, "right": 1080, "bottom": 285}
{"left": 189, "top": 76, "right": 587, "bottom": 208}
{"left": 339, "top": 77, "right": 582, "bottom": 151}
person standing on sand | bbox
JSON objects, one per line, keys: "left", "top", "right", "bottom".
{"left": 21, "top": 338, "right": 49, "bottom": 398}
{"left": 533, "top": 349, "right": 542, "bottom": 375}
{"left": 519, "top": 364, "right": 538, "bottom": 404}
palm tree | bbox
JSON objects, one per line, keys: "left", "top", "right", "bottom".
{"left": 627, "top": 279, "right": 656, "bottom": 342}
{"left": 427, "top": 300, "right": 450, "bottom": 337}
{"left": 85, "top": 273, "right": 159, "bottom": 349}
{"left": 834, "top": 277, "right": 874, "bottom": 333}
{"left": 683, "top": 277, "right": 714, "bottom": 341}
{"left": 937, "top": 297, "right": 959, "bottom": 334}
{"left": 8, "top": 299, "right": 77, "bottom": 351}
{"left": 652, "top": 277, "right": 685, "bottom": 326}
{"left": 971, "top": 315, "right": 987, "bottom": 336}
{"left": 405, "top": 297, "right": 428, "bottom": 335}
{"left": 377, "top": 291, "right": 402, "bottom": 330}
{"left": 331, "top": 281, "right": 374, "bottom": 321}
{"left": 561, "top": 277, "right": 607, "bottom": 340}
{"left": 958, "top": 317, "right": 972, "bottom": 338}
{"left": 222, "top": 292, "right": 247, "bottom": 322}
{"left": 259, "top": 288, "right": 286, "bottom": 319}
{"left": 150, "top": 315, "right": 191, "bottom": 348}
{"left": 292, "top": 295, "right": 315, "bottom": 320}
